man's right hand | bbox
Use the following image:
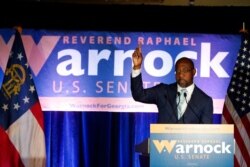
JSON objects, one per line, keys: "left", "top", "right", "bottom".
{"left": 132, "top": 44, "right": 143, "bottom": 70}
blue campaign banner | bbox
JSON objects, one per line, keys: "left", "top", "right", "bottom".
{"left": 150, "top": 124, "right": 234, "bottom": 167}
{"left": 0, "top": 29, "right": 240, "bottom": 113}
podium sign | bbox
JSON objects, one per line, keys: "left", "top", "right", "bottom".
{"left": 150, "top": 124, "right": 234, "bottom": 167}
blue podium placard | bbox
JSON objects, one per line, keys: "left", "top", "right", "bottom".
{"left": 150, "top": 124, "right": 234, "bottom": 167}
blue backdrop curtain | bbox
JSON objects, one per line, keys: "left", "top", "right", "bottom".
{"left": 44, "top": 111, "right": 221, "bottom": 167}
{"left": 44, "top": 111, "right": 157, "bottom": 167}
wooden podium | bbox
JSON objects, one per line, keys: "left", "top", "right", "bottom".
{"left": 136, "top": 124, "right": 234, "bottom": 167}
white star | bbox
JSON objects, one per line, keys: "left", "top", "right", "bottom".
{"left": 17, "top": 52, "right": 23, "bottom": 61}
{"left": 23, "top": 96, "right": 30, "bottom": 104}
{"left": 14, "top": 103, "right": 20, "bottom": 110}
{"left": 2, "top": 104, "right": 8, "bottom": 111}
{"left": 29, "top": 85, "right": 35, "bottom": 93}
{"left": 240, "top": 62, "right": 245, "bottom": 66}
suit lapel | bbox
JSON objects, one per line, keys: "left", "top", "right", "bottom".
{"left": 184, "top": 86, "right": 199, "bottom": 117}
{"left": 169, "top": 84, "right": 178, "bottom": 120}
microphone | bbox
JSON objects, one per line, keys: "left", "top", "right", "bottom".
{"left": 183, "top": 92, "right": 187, "bottom": 98}
{"left": 183, "top": 92, "right": 200, "bottom": 123}
{"left": 177, "top": 91, "right": 181, "bottom": 106}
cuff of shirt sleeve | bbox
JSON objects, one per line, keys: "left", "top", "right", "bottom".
{"left": 131, "top": 69, "right": 141, "bottom": 78}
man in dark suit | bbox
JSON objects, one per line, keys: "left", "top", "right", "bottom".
{"left": 131, "top": 46, "right": 213, "bottom": 124}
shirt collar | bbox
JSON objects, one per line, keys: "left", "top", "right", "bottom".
{"left": 177, "top": 83, "right": 195, "bottom": 95}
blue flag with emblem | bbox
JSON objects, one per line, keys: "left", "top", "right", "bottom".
{"left": 0, "top": 29, "right": 46, "bottom": 167}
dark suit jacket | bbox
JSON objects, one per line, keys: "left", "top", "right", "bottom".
{"left": 131, "top": 74, "right": 213, "bottom": 124}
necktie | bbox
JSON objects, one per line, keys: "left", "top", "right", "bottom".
{"left": 177, "top": 89, "right": 187, "bottom": 120}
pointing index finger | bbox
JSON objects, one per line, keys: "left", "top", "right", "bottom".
{"left": 138, "top": 42, "right": 142, "bottom": 54}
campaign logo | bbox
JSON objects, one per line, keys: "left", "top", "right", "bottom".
{"left": 0, "top": 34, "right": 60, "bottom": 76}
